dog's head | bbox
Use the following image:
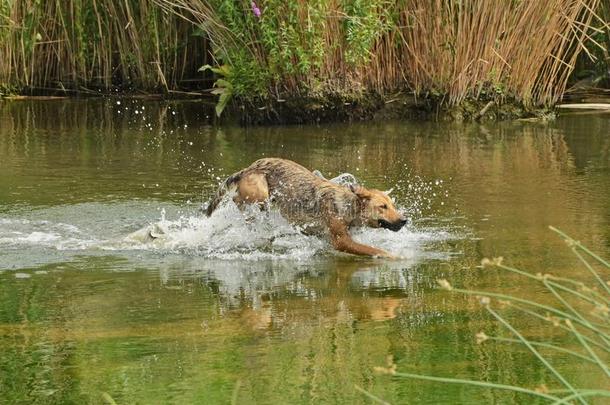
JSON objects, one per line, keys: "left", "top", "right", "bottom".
{"left": 350, "top": 185, "right": 407, "bottom": 231}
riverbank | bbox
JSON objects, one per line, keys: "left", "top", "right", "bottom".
{"left": 231, "top": 92, "right": 555, "bottom": 125}
{"left": 1, "top": 90, "right": 556, "bottom": 126}
{"left": 2, "top": 0, "right": 606, "bottom": 125}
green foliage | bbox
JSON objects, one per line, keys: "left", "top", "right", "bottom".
{"left": 1, "top": 0, "right": 606, "bottom": 106}
{"left": 200, "top": 64, "right": 234, "bottom": 116}
{"left": 198, "top": 0, "right": 394, "bottom": 100}
{"left": 342, "top": 0, "right": 389, "bottom": 65}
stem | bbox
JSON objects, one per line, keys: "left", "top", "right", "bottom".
{"left": 488, "top": 336, "right": 598, "bottom": 365}
{"left": 549, "top": 227, "right": 610, "bottom": 270}
{"left": 565, "top": 320, "right": 610, "bottom": 379}
{"left": 452, "top": 287, "right": 610, "bottom": 340}
{"left": 553, "top": 390, "right": 610, "bottom": 405}
{"left": 509, "top": 303, "right": 610, "bottom": 354}
{"left": 572, "top": 247, "right": 610, "bottom": 296}
{"left": 354, "top": 385, "right": 390, "bottom": 405}
{"left": 486, "top": 306, "right": 586, "bottom": 405}
{"left": 390, "top": 372, "right": 560, "bottom": 402}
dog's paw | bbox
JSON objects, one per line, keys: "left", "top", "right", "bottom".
{"left": 376, "top": 251, "right": 400, "bottom": 260}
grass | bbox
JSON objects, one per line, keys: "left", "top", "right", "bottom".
{"left": 0, "top": 0, "right": 209, "bottom": 94}
{"left": 368, "top": 227, "right": 610, "bottom": 404}
{"left": 157, "top": 0, "right": 606, "bottom": 109}
{"left": 1, "top": 1, "right": 607, "bottom": 112}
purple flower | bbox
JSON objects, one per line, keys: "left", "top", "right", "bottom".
{"left": 251, "top": 1, "right": 261, "bottom": 18}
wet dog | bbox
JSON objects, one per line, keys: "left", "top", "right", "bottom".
{"left": 206, "top": 158, "right": 406, "bottom": 258}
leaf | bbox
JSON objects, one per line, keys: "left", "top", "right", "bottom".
{"left": 216, "top": 90, "right": 232, "bottom": 117}
{"left": 214, "top": 79, "right": 233, "bottom": 89}
{"left": 217, "top": 64, "right": 232, "bottom": 77}
{"left": 198, "top": 64, "right": 213, "bottom": 73}
{"left": 199, "top": 64, "right": 232, "bottom": 77}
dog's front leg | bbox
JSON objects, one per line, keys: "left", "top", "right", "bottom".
{"left": 328, "top": 218, "right": 394, "bottom": 258}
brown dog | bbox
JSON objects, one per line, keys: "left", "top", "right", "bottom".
{"left": 206, "top": 158, "right": 406, "bottom": 257}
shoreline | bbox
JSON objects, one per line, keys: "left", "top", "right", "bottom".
{"left": 4, "top": 89, "right": 609, "bottom": 125}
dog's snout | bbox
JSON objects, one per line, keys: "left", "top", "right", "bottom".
{"left": 395, "top": 218, "right": 407, "bottom": 230}
{"left": 379, "top": 218, "right": 407, "bottom": 231}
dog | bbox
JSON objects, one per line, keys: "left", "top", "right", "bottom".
{"left": 206, "top": 158, "right": 407, "bottom": 258}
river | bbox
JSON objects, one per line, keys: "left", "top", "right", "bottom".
{"left": 1, "top": 99, "right": 609, "bottom": 403}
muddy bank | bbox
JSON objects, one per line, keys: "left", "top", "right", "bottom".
{"left": 230, "top": 92, "right": 552, "bottom": 125}
{"left": 0, "top": 91, "right": 553, "bottom": 126}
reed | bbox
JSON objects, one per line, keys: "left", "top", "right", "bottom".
{"left": 368, "top": 227, "right": 610, "bottom": 404}
{"left": 1, "top": 1, "right": 606, "bottom": 109}
{"left": 158, "top": 0, "right": 604, "bottom": 108}
{"left": 0, "top": 0, "right": 208, "bottom": 94}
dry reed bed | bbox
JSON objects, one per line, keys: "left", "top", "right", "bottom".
{"left": 0, "top": 0, "right": 208, "bottom": 93}
{"left": 159, "top": 0, "right": 604, "bottom": 107}
{"left": 1, "top": 0, "right": 606, "bottom": 108}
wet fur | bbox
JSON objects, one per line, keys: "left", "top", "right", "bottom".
{"left": 206, "top": 158, "right": 406, "bottom": 258}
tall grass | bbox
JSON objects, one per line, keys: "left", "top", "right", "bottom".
{"left": 1, "top": 1, "right": 606, "bottom": 107}
{"left": 369, "top": 227, "right": 610, "bottom": 404}
{"left": 158, "top": 0, "right": 604, "bottom": 108}
{"left": 0, "top": 0, "right": 208, "bottom": 94}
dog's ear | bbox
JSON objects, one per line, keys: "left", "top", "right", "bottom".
{"left": 350, "top": 184, "right": 371, "bottom": 200}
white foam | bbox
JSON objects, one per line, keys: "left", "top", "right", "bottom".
{"left": 114, "top": 202, "right": 327, "bottom": 260}
{"left": 0, "top": 217, "right": 98, "bottom": 250}
{"left": 0, "top": 196, "right": 461, "bottom": 262}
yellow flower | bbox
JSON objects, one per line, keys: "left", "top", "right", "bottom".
{"left": 475, "top": 331, "right": 489, "bottom": 344}
{"left": 437, "top": 279, "right": 453, "bottom": 291}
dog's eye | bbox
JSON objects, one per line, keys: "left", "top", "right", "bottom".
{"left": 380, "top": 204, "right": 388, "bottom": 209}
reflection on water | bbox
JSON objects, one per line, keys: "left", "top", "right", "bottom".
{"left": 0, "top": 100, "right": 609, "bottom": 403}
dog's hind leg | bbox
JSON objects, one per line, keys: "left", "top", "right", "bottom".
{"left": 234, "top": 172, "right": 269, "bottom": 209}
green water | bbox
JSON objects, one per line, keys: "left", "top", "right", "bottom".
{"left": 1, "top": 100, "right": 609, "bottom": 404}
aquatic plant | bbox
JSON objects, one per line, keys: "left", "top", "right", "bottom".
{"left": 368, "top": 227, "right": 610, "bottom": 404}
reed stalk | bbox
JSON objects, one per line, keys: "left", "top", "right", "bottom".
{"left": 0, "top": 0, "right": 208, "bottom": 94}
{"left": 1, "top": 1, "right": 607, "bottom": 111}
{"left": 157, "top": 0, "right": 604, "bottom": 108}
{"left": 366, "top": 228, "right": 610, "bottom": 404}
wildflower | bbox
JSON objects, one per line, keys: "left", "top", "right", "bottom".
{"left": 251, "top": 1, "right": 261, "bottom": 18}
{"left": 564, "top": 238, "right": 578, "bottom": 248}
{"left": 544, "top": 312, "right": 561, "bottom": 327}
{"left": 479, "top": 296, "right": 491, "bottom": 306}
{"left": 374, "top": 355, "right": 397, "bottom": 375}
{"left": 437, "top": 279, "right": 452, "bottom": 291}
{"left": 475, "top": 331, "right": 489, "bottom": 344}
{"left": 480, "top": 257, "right": 503, "bottom": 267}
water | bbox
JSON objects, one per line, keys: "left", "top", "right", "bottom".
{"left": 0, "top": 100, "right": 609, "bottom": 404}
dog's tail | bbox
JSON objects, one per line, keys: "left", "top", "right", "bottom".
{"left": 205, "top": 171, "right": 243, "bottom": 216}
